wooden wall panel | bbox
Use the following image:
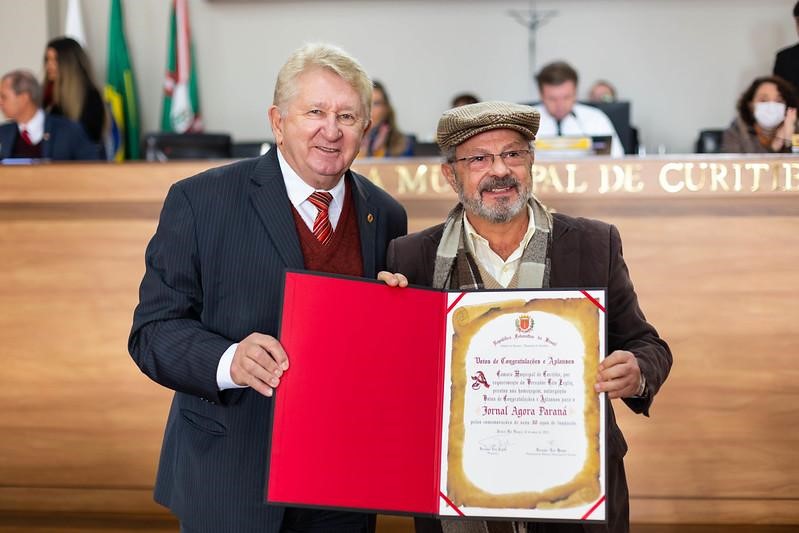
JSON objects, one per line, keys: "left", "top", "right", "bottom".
{"left": 0, "top": 159, "right": 796, "bottom": 524}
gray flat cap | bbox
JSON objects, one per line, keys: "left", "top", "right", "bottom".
{"left": 437, "top": 101, "right": 540, "bottom": 150}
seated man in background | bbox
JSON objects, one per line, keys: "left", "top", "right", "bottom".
{"left": 533, "top": 61, "right": 624, "bottom": 157}
{"left": 0, "top": 69, "right": 99, "bottom": 161}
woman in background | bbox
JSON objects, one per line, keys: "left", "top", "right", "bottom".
{"left": 361, "top": 80, "right": 414, "bottom": 157}
{"left": 588, "top": 80, "right": 617, "bottom": 103}
{"left": 43, "top": 37, "right": 106, "bottom": 149}
{"left": 451, "top": 92, "right": 479, "bottom": 108}
{"left": 722, "top": 76, "right": 797, "bottom": 153}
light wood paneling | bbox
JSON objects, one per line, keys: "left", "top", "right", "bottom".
{"left": 0, "top": 159, "right": 797, "bottom": 525}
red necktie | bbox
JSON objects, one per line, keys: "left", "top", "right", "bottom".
{"left": 308, "top": 191, "right": 334, "bottom": 245}
{"left": 20, "top": 129, "right": 33, "bottom": 145}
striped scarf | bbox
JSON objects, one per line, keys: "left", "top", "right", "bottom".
{"left": 432, "top": 198, "right": 553, "bottom": 291}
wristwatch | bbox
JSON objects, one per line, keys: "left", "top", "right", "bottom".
{"left": 635, "top": 374, "right": 647, "bottom": 397}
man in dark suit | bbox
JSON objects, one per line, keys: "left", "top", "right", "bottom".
{"left": 0, "top": 69, "right": 98, "bottom": 161}
{"left": 379, "top": 102, "right": 671, "bottom": 533}
{"left": 129, "top": 43, "right": 407, "bottom": 533}
{"left": 774, "top": 1, "right": 799, "bottom": 92}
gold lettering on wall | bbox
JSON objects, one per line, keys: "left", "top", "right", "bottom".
{"left": 599, "top": 164, "right": 644, "bottom": 193}
{"left": 532, "top": 165, "right": 562, "bottom": 193}
{"left": 731, "top": 164, "right": 743, "bottom": 191}
{"left": 782, "top": 163, "right": 799, "bottom": 191}
{"left": 685, "top": 163, "right": 705, "bottom": 192}
{"left": 546, "top": 166, "right": 565, "bottom": 193}
{"left": 746, "top": 163, "right": 770, "bottom": 192}
{"left": 625, "top": 164, "right": 645, "bottom": 192}
{"left": 354, "top": 158, "right": 799, "bottom": 197}
{"left": 430, "top": 165, "right": 451, "bottom": 194}
{"left": 564, "top": 164, "right": 588, "bottom": 193}
{"left": 709, "top": 163, "right": 729, "bottom": 192}
{"left": 397, "top": 165, "right": 428, "bottom": 194}
{"left": 658, "top": 163, "right": 684, "bottom": 193}
{"left": 769, "top": 163, "right": 782, "bottom": 192}
{"left": 365, "top": 167, "right": 384, "bottom": 189}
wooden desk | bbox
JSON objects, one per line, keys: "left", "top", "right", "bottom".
{"left": 0, "top": 156, "right": 797, "bottom": 524}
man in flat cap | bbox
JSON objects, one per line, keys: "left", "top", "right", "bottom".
{"left": 379, "top": 101, "right": 671, "bottom": 533}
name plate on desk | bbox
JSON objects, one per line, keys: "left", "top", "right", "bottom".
{"left": 267, "top": 271, "right": 607, "bottom": 523}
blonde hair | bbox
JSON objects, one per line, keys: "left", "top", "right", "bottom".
{"left": 273, "top": 43, "right": 372, "bottom": 121}
{"left": 45, "top": 37, "right": 98, "bottom": 123}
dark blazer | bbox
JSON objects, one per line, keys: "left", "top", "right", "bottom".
{"left": 774, "top": 43, "right": 799, "bottom": 93}
{"left": 129, "top": 147, "right": 407, "bottom": 532}
{"left": 387, "top": 213, "right": 672, "bottom": 533}
{"left": 0, "top": 113, "right": 99, "bottom": 160}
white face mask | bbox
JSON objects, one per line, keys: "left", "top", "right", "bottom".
{"left": 753, "top": 101, "right": 786, "bottom": 129}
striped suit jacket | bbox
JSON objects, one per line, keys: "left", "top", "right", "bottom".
{"left": 129, "top": 147, "right": 407, "bottom": 532}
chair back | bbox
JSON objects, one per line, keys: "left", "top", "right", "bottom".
{"left": 143, "top": 132, "right": 233, "bottom": 160}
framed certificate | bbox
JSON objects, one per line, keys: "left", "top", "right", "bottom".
{"left": 267, "top": 270, "right": 607, "bottom": 524}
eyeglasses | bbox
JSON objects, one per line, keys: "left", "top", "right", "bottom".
{"left": 451, "top": 149, "right": 532, "bottom": 171}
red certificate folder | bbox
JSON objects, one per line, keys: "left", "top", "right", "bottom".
{"left": 267, "top": 270, "right": 607, "bottom": 523}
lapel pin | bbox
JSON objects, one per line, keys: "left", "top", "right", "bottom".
{"left": 367, "top": 213, "right": 374, "bottom": 223}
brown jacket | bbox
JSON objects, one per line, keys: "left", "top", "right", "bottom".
{"left": 387, "top": 212, "right": 672, "bottom": 533}
{"left": 720, "top": 117, "right": 792, "bottom": 154}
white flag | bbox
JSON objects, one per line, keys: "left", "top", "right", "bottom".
{"left": 65, "top": 0, "right": 87, "bottom": 46}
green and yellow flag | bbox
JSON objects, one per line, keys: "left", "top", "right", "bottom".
{"left": 105, "top": 0, "right": 140, "bottom": 160}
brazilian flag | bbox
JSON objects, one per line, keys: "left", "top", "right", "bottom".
{"left": 105, "top": 0, "right": 140, "bottom": 161}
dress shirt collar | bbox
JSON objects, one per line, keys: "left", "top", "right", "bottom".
{"left": 277, "top": 148, "right": 346, "bottom": 231}
{"left": 462, "top": 204, "right": 536, "bottom": 285}
{"left": 18, "top": 109, "right": 45, "bottom": 144}
{"left": 277, "top": 148, "right": 346, "bottom": 210}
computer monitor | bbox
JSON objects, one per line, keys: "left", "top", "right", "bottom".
{"left": 590, "top": 134, "right": 613, "bottom": 155}
{"left": 413, "top": 141, "right": 442, "bottom": 157}
{"left": 143, "top": 132, "right": 233, "bottom": 160}
{"left": 582, "top": 101, "right": 635, "bottom": 155}
{"left": 232, "top": 140, "right": 272, "bottom": 159}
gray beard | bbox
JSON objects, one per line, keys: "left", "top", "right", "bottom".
{"left": 455, "top": 174, "right": 530, "bottom": 224}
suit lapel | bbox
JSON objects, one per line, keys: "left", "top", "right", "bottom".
{"left": 42, "top": 114, "right": 52, "bottom": 159}
{"left": 350, "top": 173, "right": 379, "bottom": 279}
{"left": 248, "top": 148, "right": 304, "bottom": 269}
{"left": 0, "top": 124, "right": 15, "bottom": 158}
{"left": 548, "top": 215, "right": 580, "bottom": 287}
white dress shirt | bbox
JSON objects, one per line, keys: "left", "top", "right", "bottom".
{"left": 534, "top": 102, "right": 624, "bottom": 157}
{"left": 462, "top": 205, "right": 536, "bottom": 287}
{"left": 17, "top": 109, "right": 45, "bottom": 144}
{"left": 277, "top": 149, "right": 346, "bottom": 231}
{"left": 216, "top": 148, "right": 347, "bottom": 391}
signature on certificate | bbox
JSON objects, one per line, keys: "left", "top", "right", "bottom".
{"left": 478, "top": 434, "right": 514, "bottom": 455}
